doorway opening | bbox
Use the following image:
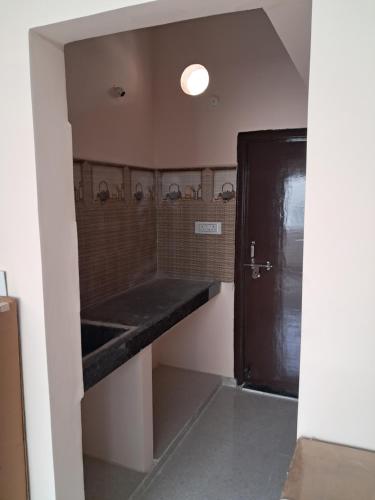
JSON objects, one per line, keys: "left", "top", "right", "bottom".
{"left": 234, "top": 129, "right": 307, "bottom": 398}
{"left": 28, "top": 1, "right": 311, "bottom": 499}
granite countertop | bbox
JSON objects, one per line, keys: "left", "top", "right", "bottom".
{"left": 81, "top": 277, "right": 221, "bottom": 390}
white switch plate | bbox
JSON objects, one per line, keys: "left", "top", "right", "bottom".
{"left": 195, "top": 221, "right": 222, "bottom": 235}
{"left": 0, "top": 271, "right": 7, "bottom": 296}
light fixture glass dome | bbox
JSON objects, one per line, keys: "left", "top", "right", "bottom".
{"left": 180, "top": 64, "right": 209, "bottom": 96}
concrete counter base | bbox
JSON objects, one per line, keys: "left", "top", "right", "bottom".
{"left": 82, "top": 277, "right": 220, "bottom": 391}
{"left": 81, "top": 278, "right": 220, "bottom": 473}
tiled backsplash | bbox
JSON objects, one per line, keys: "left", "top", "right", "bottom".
{"left": 75, "top": 162, "right": 157, "bottom": 309}
{"left": 74, "top": 161, "right": 236, "bottom": 309}
{"left": 157, "top": 201, "right": 235, "bottom": 282}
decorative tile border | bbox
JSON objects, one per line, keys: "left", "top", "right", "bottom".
{"left": 92, "top": 164, "right": 125, "bottom": 202}
{"left": 213, "top": 167, "right": 237, "bottom": 201}
{"left": 131, "top": 168, "right": 155, "bottom": 201}
{"left": 161, "top": 170, "right": 202, "bottom": 201}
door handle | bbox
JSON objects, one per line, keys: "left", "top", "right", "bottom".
{"left": 244, "top": 241, "right": 272, "bottom": 279}
{"left": 244, "top": 262, "right": 273, "bottom": 279}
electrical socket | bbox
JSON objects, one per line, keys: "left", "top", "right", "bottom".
{"left": 194, "top": 221, "right": 222, "bottom": 235}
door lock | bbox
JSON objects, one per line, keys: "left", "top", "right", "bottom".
{"left": 244, "top": 241, "right": 272, "bottom": 279}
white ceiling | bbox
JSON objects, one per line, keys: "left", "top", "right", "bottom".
{"left": 36, "top": 0, "right": 311, "bottom": 86}
{"left": 265, "top": 0, "right": 311, "bottom": 85}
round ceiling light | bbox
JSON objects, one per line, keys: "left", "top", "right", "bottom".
{"left": 180, "top": 64, "right": 209, "bottom": 96}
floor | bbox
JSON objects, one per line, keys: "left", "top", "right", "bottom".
{"left": 153, "top": 365, "right": 222, "bottom": 458}
{"left": 83, "top": 365, "right": 221, "bottom": 500}
{"left": 139, "top": 387, "right": 297, "bottom": 500}
{"left": 83, "top": 455, "right": 146, "bottom": 500}
{"left": 84, "top": 372, "right": 297, "bottom": 500}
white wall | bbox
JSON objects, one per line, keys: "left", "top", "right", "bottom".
{"left": 264, "top": 0, "right": 311, "bottom": 86}
{"left": 153, "top": 283, "right": 234, "bottom": 377}
{"left": 65, "top": 29, "right": 154, "bottom": 166}
{"left": 29, "top": 32, "right": 85, "bottom": 499}
{"left": 65, "top": 9, "right": 308, "bottom": 169}
{"left": 298, "top": 0, "right": 375, "bottom": 451}
{"left": 153, "top": 9, "right": 307, "bottom": 167}
{"left": 82, "top": 347, "right": 153, "bottom": 472}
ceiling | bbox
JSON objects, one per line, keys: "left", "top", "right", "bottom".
{"left": 36, "top": 0, "right": 311, "bottom": 86}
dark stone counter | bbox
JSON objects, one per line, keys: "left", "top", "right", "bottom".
{"left": 81, "top": 277, "right": 221, "bottom": 391}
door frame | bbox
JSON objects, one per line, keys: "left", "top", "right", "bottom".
{"left": 234, "top": 128, "right": 307, "bottom": 385}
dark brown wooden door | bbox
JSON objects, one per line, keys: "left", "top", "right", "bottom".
{"left": 235, "top": 129, "right": 306, "bottom": 397}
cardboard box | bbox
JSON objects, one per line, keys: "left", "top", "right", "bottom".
{"left": 282, "top": 437, "right": 375, "bottom": 500}
{"left": 0, "top": 297, "right": 28, "bottom": 500}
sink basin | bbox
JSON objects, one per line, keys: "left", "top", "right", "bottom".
{"left": 81, "top": 321, "right": 129, "bottom": 357}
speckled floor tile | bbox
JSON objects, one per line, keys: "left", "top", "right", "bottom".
{"left": 140, "top": 387, "right": 297, "bottom": 500}
{"left": 83, "top": 455, "right": 146, "bottom": 500}
{"left": 153, "top": 365, "right": 221, "bottom": 458}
